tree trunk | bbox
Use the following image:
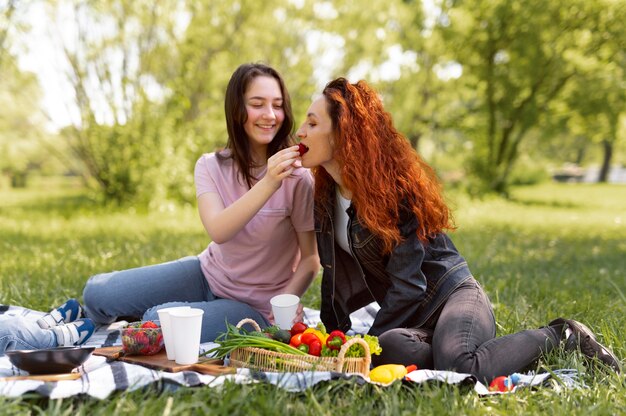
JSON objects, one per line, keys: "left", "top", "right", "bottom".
{"left": 10, "top": 171, "right": 27, "bottom": 188}
{"left": 598, "top": 139, "right": 613, "bottom": 183}
{"left": 575, "top": 144, "right": 586, "bottom": 165}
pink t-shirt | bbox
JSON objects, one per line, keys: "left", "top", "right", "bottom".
{"left": 194, "top": 152, "right": 314, "bottom": 318}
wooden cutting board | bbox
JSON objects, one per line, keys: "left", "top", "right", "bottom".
{"left": 0, "top": 372, "right": 82, "bottom": 382}
{"left": 93, "top": 347, "right": 235, "bottom": 376}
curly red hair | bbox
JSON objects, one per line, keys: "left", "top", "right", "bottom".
{"left": 314, "top": 78, "right": 454, "bottom": 253}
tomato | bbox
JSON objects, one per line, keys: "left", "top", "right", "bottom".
{"left": 290, "top": 322, "right": 308, "bottom": 336}
{"left": 289, "top": 333, "right": 304, "bottom": 347}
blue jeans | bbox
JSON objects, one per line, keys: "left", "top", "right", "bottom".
{"left": 0, "top": 316, "right": 57, "bottom": 354}
{"left": 373, "top": 278, "right": 562, "bottom": 383}
{"left": 82, "top": 256, "right": 270, "bottom": 343}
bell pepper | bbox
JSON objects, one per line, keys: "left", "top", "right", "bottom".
{"left": 303, "top": 328, "right": 328, "bottom": 344}
{"left": 297, "top": 344, "right": 309, "bottom": 354}
{"left": 299, "top": 332, "right": 323, "bottom": 356}
{"left": 308, "top": 340, "right": 322, "bottom": 356}
{"left": 326, "top": 330, "right": 346, "bottom": 350}
{"left": 300, "top": 332, "right": 321, "bottom": 345}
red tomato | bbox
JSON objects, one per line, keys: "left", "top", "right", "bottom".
{"left": 290, "top": 322, "right": 308, "bottom": 336}
{"left": 289, "top": 333, "right": 304, "bottom": 347}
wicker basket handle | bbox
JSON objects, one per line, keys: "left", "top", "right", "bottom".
{"left": 235, "top": 318, "right": 262, "bottom": 332}
{"left": 335, "top": 337, "right": 371, "bottom": 373}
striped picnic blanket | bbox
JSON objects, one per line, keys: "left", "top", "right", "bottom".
{"left": 0, "top": 304, "right": 582, "bottom": 399}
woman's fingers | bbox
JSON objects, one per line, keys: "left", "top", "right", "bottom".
{"left": 267, "top": 147, "right": 299, "bottom": 181}
{"left": 269, "top": 147, "right": 299, "bottom": 166}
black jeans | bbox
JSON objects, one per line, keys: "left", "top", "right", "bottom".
{"left": 373, "top": 278, "right": 562, "bottom": 383}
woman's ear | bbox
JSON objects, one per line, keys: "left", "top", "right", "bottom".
{"left": 328, "top": 132, "right": 336, "bottom": 150}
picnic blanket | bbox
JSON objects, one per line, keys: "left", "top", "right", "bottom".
{"left": 0, "top": 304, "right": 584, "bottom": 399}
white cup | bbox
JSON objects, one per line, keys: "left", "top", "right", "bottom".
{"left": 157, "top": 306, "right": 191, "bottom": 361}
{"left": 270, "top": 294, "right": 300, "bottom": 330}
{"left": 169, "top": 308, "right": 204, "bottom": 365}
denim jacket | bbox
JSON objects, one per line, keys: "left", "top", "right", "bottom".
{"left": 316, "top": 191, "right": 473, "bottom": 336}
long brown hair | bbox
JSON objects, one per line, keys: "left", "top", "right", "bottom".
{"left": 315, "top": 78, "right": 454, "bottom": 253}
{"left": 218, "top": 63, "right": 294, "bottom": 188}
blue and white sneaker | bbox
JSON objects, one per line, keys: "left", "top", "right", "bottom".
{"left": 51, "top": 319, "right": 96, "bottom": 347}
{"left": 37, "top": 299, "right": 83, "bottom": 329}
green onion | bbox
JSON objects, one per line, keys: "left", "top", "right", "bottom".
{"left": 203, "top": 322, "right": 307, "bottom": 358}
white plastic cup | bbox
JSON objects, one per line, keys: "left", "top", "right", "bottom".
{"left": 169, "top": 308, "right": 204, "bottom": 365}
{"left": 270, "top": 294, "right": 300, "bottom": 330}
{"left": 157, "top": 306, "right": 191, "bottom": 361}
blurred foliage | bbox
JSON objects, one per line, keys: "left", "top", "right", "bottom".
{"left": 0, "top": 1, "right": 65, "bottom": 188}
{"left": 439, "top": 0, "right": 624, "bottom": 194}
{"left": 0, "top": 0, "right": 624, "bottom": 202}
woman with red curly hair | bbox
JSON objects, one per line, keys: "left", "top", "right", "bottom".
{"left": 296, "top": 78, "right": 620, "bottom": 382}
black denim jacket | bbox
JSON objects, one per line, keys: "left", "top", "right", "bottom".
{"left": 316, "top": 190, "right": 473, "bottom": 336}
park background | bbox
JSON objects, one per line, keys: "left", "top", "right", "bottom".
{"left": 1, "top": 0, "right": 625, "bottom": 414}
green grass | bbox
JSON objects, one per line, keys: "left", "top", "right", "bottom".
{"left": 1, "top": 179, "right": 625, "bottom": 415}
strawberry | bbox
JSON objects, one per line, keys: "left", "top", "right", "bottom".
{"left": 297, "top": 143, "right": 309, "bottom": 156}
{"left": 135, "top": 331, "right": 150, "bottom": 346}
{"left": 141, "top": 321, "right": 159, "bottom": 329}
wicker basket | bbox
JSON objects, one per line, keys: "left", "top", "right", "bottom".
{"left": 228, "top": 318, "right": 371, "bottom": 377}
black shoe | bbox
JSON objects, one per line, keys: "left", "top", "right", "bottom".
{"left": 549, "top": 318, "right": 621, "bottom": 373}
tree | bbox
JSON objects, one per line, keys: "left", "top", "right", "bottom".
{"left": 0, "top": 1, "right": 59, "bottom": 188}
{"left": 50, "top": 0, "right": 320, "bottom": 205}
{"left": 375, "top": 0, "right": 470, "bottom": 170}
{"left": 439, "top": 0, "right": 615, "bottom": 193}
{"left": 565, "top": 2, "right": 625, "bottom": 182}
{"left": 0, "top": 0, "right": 18, "bottom": 70}
{"left": 45, "top": 0, "right": 181, "bottom": 203}
{"left": 0, "top": 57, "right": 49, "bottom": 187}
{"left": 297, "top": 0, "right": 444, "bottom": 149}
{"left": 566, "top": 69, "right": 625, "bottom": 182}
{"left": 154, "top": 0, "right": 317, "bottom": 201}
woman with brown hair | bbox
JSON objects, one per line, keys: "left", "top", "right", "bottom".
{"left": 19, "top": 63, "right": 319, "bottom": 353}
{"left": 296, "top": 77, "right": 620, "bottom": 382}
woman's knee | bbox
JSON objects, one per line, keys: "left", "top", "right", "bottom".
{"left": 82, "top": 272, "right": 120, "bottom": 323}
{"left": 373, "top": 328, "right": 434, "bottom": 368}
{"left": 82, "top": 273, "right": 106, "bottom": 308}
{"left": 142, "top": 302, "right": 187, "bottom": 322}
{"left": 379, "top": 328, "right": 412, "bottom": 347}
